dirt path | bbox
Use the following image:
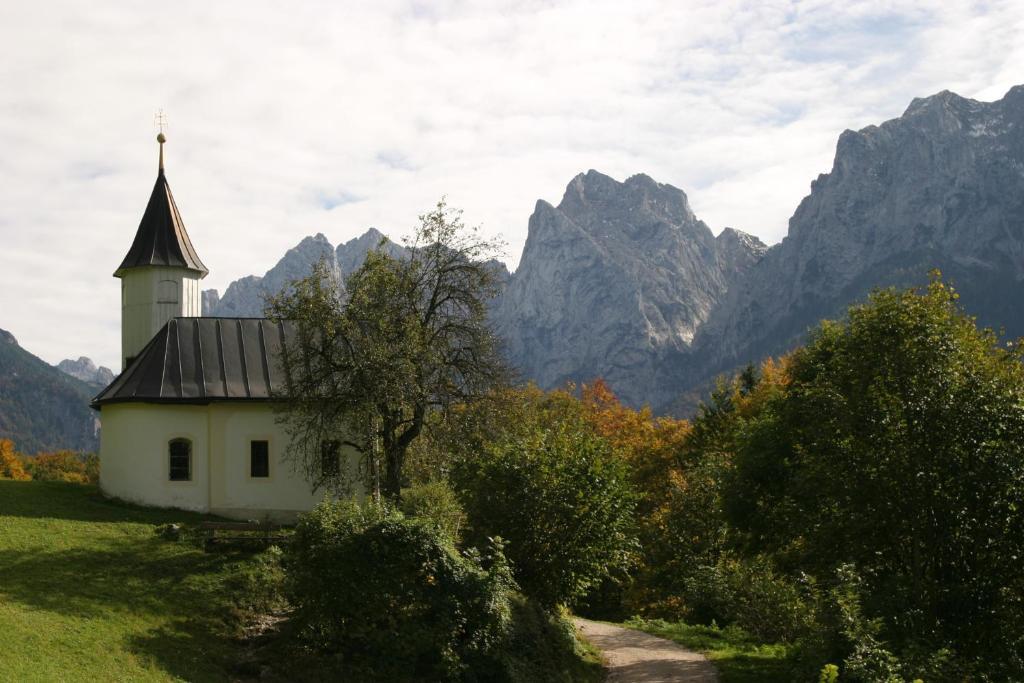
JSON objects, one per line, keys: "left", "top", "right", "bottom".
{"left": 575, "top": 618, "right": 719, "bottom": 682}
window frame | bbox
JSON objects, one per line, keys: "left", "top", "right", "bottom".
{"left": 249, "top": 439, "right": 271, "bottom": 479}
{"left": 168, "top": 438, "right": 192, "bottom": 482}
{"left": 156, "top": 279, "right": 179, "bottom": 304}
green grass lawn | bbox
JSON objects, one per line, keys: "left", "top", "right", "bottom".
{"left": 0, "top": 479, "right": 249, "bottom": 682}
{"left": 0, "top": 479, "right": 606, "bottom": 682}
{"left": 624, "top": 617, "right": 796, "bottom": 683}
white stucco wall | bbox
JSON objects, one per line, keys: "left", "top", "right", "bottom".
{"left": 207, "top": 403, "right": 329, "bottom": 520}
{"left": 99, "top": 402, "right": 358, "bottom": 521}
{"left": 99, "top": 403, "right": 210, "bottom": 512}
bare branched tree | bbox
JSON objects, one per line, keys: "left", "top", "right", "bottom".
{"left": 267, "top": 199, "right": 508, "bottom": 500}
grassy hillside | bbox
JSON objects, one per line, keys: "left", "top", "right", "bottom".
{"left": 0, "top": 329, "right": 99, "bottom": 453}
{"left": 0, "top": 480, "right": 245, "bottom": 681}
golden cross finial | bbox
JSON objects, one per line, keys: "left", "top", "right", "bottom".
{"left": 154, "top": 109, "right": 168, "bottom": 136}
{"left": 154, "top": 109, "right": 167, "bottom": 172}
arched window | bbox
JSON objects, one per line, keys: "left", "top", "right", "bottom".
{"left": 157, "top": 279, "right": 179, "bottom": 304}
{"left": 169, "top": 439, "right": 191, "bottom": 481}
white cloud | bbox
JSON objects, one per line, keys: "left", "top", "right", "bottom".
{"left": 0, "top": 0, "right": 1021, "bottom": 369}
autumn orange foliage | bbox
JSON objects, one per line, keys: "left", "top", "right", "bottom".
{"left": 580, "top": 379, "right": 690, "bottom": 513}
{"left": 0, "top": 438, "right": 31, "bottom": 480}
{"left": 28, "top": 450, "right": 97, "bottom": 484}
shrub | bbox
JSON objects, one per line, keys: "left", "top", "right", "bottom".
{"left": 399, "top": 480, "right": 466, "bottom": 542}
{"left": 454, "top": 414, "right": 639, "bottom": 608}
{"left": 83, "top": 453, "right": 100, "bottom": 485}
{"left": 0, "top": 439, "right": 30, "bottom": 480}
{"left": 285, "top": 500, "right": 515, "bottom": 681}
{"left": 818, "top": 664, "right": 840, "bottom": 683}
{"left": 678, "top": 555, "right": 816, "bottom": 643}
{"left": 25, "top": 450, "right": 95, "bottom": 484}
{"left": 495, "top": 598, "right": 604, "bottom": 682}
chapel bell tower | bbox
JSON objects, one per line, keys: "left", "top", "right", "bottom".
{"left": 114, "top": 132, "right": 207, "bottom": 370}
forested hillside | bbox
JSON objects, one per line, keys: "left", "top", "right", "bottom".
{"left": 0, "top": 328, "right": 98, "bottom": 453}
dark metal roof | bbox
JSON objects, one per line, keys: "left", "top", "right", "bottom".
{"left": 92, "top": 318, "right": 295, "bottom": 408}
{"left": 114, "top": 169, "right": 208, "bottom": 277}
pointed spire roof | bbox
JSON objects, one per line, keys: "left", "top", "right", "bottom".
{"left": 114, "top": 133, "right": 208, "bottom": 278}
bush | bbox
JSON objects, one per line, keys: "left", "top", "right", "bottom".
{"left": 24, "top": 450, "right": 97, "bottom": 484}
{"left": 818, "top": 664, "right": 840, "bottom": 683}
{"left": 495, "top": 598, "right": 603, "bottom": 682}
{"left": 454, "top": 414, "right": 639, "bottom": 608}
{"left": 285, "top": 500, "right": 515, "bottom": 681}
{"left": 399, "top": 480, "right": 466, "bottom": 542}
{"left": 809, "top": 565, "right": 937, "bottom": 683}
{"left": 678, "top": 555, "right": 816, "bottom": 643}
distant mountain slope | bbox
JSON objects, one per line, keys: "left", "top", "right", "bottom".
{"left": 204, "top": 228, "right": 414, "bottom": 317}
{"left": 57, "top": 357, "right": 114, "bottom": 387}
{"left": 491, "top": 171, "right": 765, "bottom": 408}
{"left": 206, "top": 233, "right": 341, "bottom": 317}
{"left": 690, "top": 85, "right": 1024, "bottom": 389}
{"left": 0, "top": 328, "right": 99, "bottom": 453}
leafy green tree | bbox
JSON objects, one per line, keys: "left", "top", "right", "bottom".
{"left": 452, "top": 390, "right": 639, "bottom": 608}
{"left": 726, "top": 276, "right": 1024, "bottom": 676}
{"left": 628, "top": 357, "right": 792, "bottom": 619}
{"left": 268, "top": 200, "right": 507, "bottom": 500}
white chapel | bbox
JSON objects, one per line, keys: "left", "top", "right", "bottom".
{"left": 92, "top": 134, "right": 347, "bottom": 520}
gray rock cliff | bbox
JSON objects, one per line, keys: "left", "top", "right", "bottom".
{"left": 691, "top": 85, "right": 1024, "bottom": 388}
{"left": 336, "top": 227, "right": 409, "bottom": 274}
{"left": 203, "top": 230, "right": 418, "bottom": 317}
{"left": 492, "top": 170, "right": 765, "bottom": 408}
{"left": 56, "top": 357, "right": 114, "bottom": 387}
{"left": 204, "top": 233, "right": 341, "bottom": 317}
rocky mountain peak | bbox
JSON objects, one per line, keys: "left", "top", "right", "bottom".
{"left": 903, "top": 88, "right": 979, "bottom": 119}
{"left": 57, "top": 357, "right": 114, "bottom": 387}
{"left": 558, "top": 170, "right": 697, "bottom": 231}
{"left": 207, "top": 233, "right": 340, "bottom": 317}
{"left": 716, "top": 227, "right": 765, "bottom": 250}
{"left": 692, "top": 83, "right": 1024, "bottom": 395}
{"left": 289, "top": 233, "right": 337, "bottom": 264}
{"left": 336, "top": 227, "right": 408, "bottom": 276}
{"left": 715, "top": 228, "right": 768, "bottom": 282}
{"left": 205, "top": 228, "right": 424, "bottom": 317}
{"left": 493, "top": 170, "right": 765, "bottom": 408}
{"left": 0, "top": 328, "right": 17, "bottom": 346}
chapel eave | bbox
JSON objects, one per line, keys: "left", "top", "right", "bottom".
{"left": 91, "top": 317, "right": 294, "bottom": 408}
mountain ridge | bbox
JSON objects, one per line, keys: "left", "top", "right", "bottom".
{"left": 687, "top": 83, "right": 1024, "bottom": 395}
{"left": 198, "top": 83, "right": 1024, "bottom": 414}
{"left": 0, "top": 328, "right": 99, "bottom": 453}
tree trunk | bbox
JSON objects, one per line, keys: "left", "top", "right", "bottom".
{"left": 382, "top": 452, "right": 403, "bottom": 501}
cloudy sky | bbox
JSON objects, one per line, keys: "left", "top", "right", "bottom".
{"left": 1, "top": 1, "right": 1022, "bottom": 370}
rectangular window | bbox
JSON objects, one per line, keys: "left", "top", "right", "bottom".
{"left": 321, "top": 440, "right": 340, "bottom": 477}
{"left": 250, "top": 440, "right": 270, "bottom": 478}
{"left": 169, "top": 439, "right": 191, "bottom": 481}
